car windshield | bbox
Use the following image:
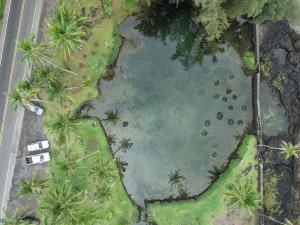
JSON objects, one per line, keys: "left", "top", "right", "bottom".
{"left": 38, "top": 143, "right": 43, "bottom": 148}
{"left": 26, "top": 158, "right": 33, "bottom": 164}
{"left": 40, "top": 155, "right": 44, "bottom": 161}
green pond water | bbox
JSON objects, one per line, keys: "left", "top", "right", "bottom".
{"left": 87, "top": 6, "right": 253, "bottom": 206}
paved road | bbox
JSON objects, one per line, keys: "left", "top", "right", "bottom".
{"left": 0, "top": 0, "right": 44, "bottom": 219}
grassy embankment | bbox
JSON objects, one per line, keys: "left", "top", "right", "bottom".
{"left": 147, "top": 135, "right": 258, "bottom": 225}
{"left": 0, "top": 0, "right": 5, "bottom": 29}
{"left": 40, "top": 0, "right": 139, "bottom": 224}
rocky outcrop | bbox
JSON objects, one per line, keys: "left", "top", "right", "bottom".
{"left": 260, "top": 20, "right": 300, "bottom": 224}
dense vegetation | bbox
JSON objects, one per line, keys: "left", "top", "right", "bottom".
{"left": 144, "top": 0, "right": 300, "bottom": 39}
{"left": 4, "top": 1, "right": 139, "bottom": 224}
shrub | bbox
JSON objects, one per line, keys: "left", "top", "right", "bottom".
{"left": 125, "top": 0, "right": 137, "bottom": 11}
{"left": 261, "top": 62, "right": 271, "bottom": 78}
{"left": 103, "top": 1, "right": 112, "bottom": 17}
{"left": 108, "top": 34, "right": 122, "bottom": 64}
{"left": 243, "top": 51, "right": 256, "bottom": 70}
{"left": 272, "top": 73, "right": 287, "bottom": 92}
{"left": 90, "top": 55, "right": 108, "bottom": 77}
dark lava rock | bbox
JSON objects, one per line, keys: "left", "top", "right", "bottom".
{"left": 279, "top": 38, "right": 294, "bottom": 51}
{"left": 214, "top": 80, "right": 220, "bottom": 86}
{"left": 123, "top": 121, "right": 129, "bottom": 127}
{"left": 237, "top": 120, "right": 243, "bottom": 125}
{"left": 228, "top": 119, "right": 234, "bottom": 125}
{"left": 287, "top": 51, "right": 300, "bottom": 65}
{"left": 222, "top": 97, "right": 228, "bottom": 102}
{"left": 228, "top": 105, "right": 233, "bottom": 110}
{"left": 205, "top": 120, "right": 211, "bottom": 127}
{"left": 294, "top": 40, "right": 300, "bottom": 50}
{"left": 213, "top": 94, "right": 219, "bottom": 99}
{"left": 226, "top": 89, "right": 232, "bottom": 94}
{"left": 242, "top": 106, "right": 247, "bottom": 111}
{"left": 232, "top": 95, "right": 238, "bottom": 100}
{"left": 216, "top": 112, "right": 224, "bottom": 120}
{"left": 212, "top": 152, "right": 217, "bottom": 157}
{"left": 201, "top": 130, "right": 208, "bottom": 136}
{"left": 229, "top": 74, "right": 234, "bottom": 79}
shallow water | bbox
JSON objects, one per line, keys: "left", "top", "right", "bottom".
{"left": 87, "top": 12, "right": 253, "bottom": 205}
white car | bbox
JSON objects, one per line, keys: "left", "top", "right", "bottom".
{"left": 25, "top": 152, "right": 50, "bottom": 165}
{"left": 27, "top": 140, "right": 49, "bottom": 152}
{"left": 27, "top": 103, "right": 44, "bottom": 116}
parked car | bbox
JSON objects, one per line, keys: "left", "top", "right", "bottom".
{"left": 27, "top": 140, "right": 49, "bottom": 152}
{"left": 25, "top": 152, "right": 50, "bottom": 165}
{"left": 27, "top": 103, "right": 44, "bottom": 116}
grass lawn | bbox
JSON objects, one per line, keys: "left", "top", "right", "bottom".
{"left": 46, "top": 119, "right": 139, "bottom": 225}
{"left": 0, "top": 0, "right": 5, "bottom": 29}
{"left": 38, "top": 0, "right": 139, "bottom": 224}
{"left": 147, "top": 135, "right": 258, "bottom": 225}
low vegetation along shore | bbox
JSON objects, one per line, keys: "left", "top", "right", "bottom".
{"left": 147, "top": 135, "right": 258, "bottom": 225}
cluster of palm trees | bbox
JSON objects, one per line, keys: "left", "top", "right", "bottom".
{"left": 2, "top": 3, "right": 119, "bottom": 225}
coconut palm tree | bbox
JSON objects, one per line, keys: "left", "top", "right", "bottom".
{"left": 113, "top": 138, "right": 133, "bottom": 155}
{"left": 32, "top": 66, "right": 59, "bottom": 87}
{"left": 18, "top": 34, "right": 50, "bottom": 66}
{"left": 39, "top": 183, "right": 83, "bottom": 224}
{"left": 9, "top": 84, "right": 41, "bottom": 110}
{"left": 18, "top": 34, "right": 77, "bottom": 75}
{"left": 53, "top": 153, "right": 79, "bottom": 177}
{"left": 45, "top": 111, "right": 77, "bottom": 144}
{"left": 48, "top": 4, "right": 86, "bottom": 58}
{"left": 102, "top": 110, "right": 120, "bottom": 126}
{"left": 225, "top": 179, "right": 260, "bottom": 213}
{"left": 45, "top": 80, "right": 73, "bottom": 104}
{"left": 258, "top": 141, "right": 300, "bottom": 159}
{"left": 89, "top": 158, "right": 116, "bottom": 182}
{"left": 17, "top": 172, "right": 49, "bottom": 200}
{"left": 95, "top": 182, "right": 114, "bottom": 203}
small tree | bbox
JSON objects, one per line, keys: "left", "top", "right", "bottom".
{"left": 258, "top": 141, "right": 300, "bottom": 159}
{"left": 39, "top": 183, "right": 83, "bottom": 224}
{"left": 48, "top": 4, "right": 86, "bottom": 58}
{"left": 45, "top": 112, "right": 77, "bottom": 144}
{"left": 17, "top": 172, "right": 48, "bottom": 200}
{"left": 225, "top": 179, "right": 260, "bottom": 213}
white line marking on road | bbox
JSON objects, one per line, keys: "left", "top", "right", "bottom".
{"left": 0, "top": 0, "right": 13, "bottom": 66}
{"left": 0, "top": 0, "right": 26, "bottom": 219}
{"left": 0, "top": 0, "right": 25, "bottom": 146}
{"left": 0, "top": 153, "right": 12, "bottom": 220}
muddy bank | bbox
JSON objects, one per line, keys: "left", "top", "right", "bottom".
{"left": 259, "top": 20, "right": 300, "bottom": 224}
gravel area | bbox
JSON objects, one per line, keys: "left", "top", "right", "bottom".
{"left": 7, "top": 109, "right": 48, "bottom": 215}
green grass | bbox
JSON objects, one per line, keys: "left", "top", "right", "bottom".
{"left": 0, "top": 0, "right": 5, "bottom": 29}
{"left": 147, "top": 135, "right": 258, "bottom": 225}
{"left": 39, "top": 0, "right": 139, "bottom": 224}
{"left": 243, "top": 51, "right": 256, "bottom": 70}
{"left": 47, "top": 119, "right": 138, "bottom": 225}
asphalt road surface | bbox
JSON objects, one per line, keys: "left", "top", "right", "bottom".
{"left": 0, "top": 0, "right": 44, "bottom": 219}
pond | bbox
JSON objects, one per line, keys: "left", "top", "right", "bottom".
{"left": 85, "top": 3, "right": 253, "bottom": 206}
